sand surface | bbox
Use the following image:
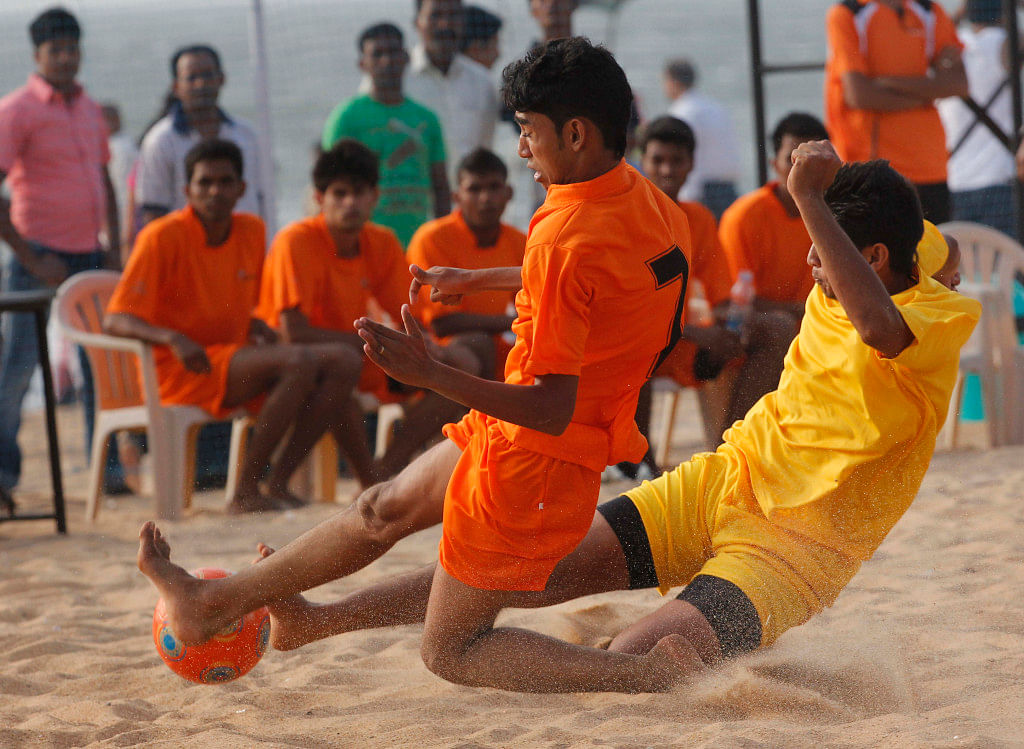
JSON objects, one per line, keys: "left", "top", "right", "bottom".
{"left": 2, "top": 391, "right": 1022, "bottom": 748}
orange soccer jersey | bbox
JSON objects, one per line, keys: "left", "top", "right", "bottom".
{"left": 656, "top": 200, "right": 733, "bottom": 388}
{"left": 824, "top": 0, "right": 961, "bottom": 184}
{"left": 256, "top": 214, "right": 410, "bottom": 401}
{"left": 439, "top": 161, "right": 693, "bottom": 590}
{"left": 718, "top": 183, "right": 814, "bottom": 306}
{"left": 106, "top": 206, "right": 265, "bottom": 417}
{"left": 407, "top": 210, "right": 526, "bottom": 375}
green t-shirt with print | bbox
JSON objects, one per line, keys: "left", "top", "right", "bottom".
{"left": 322, "top": 94, "right": 446, "bottom": 247}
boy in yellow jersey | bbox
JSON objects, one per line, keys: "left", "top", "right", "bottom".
{"left": 209, "top": 141, "right": 979, "bottom": 693}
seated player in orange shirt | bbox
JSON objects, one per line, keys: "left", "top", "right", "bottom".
{"left": 635, "top": 116, "right": 799, "bottom": 455}
{"left": 257, "top": 139, "right": 482, "bottom": 481}
{"left": 407, "top": 147, "right": 526, "bottom": 381}
{"left": 717, "top": 112, "right": 829, "bottom": 421}
{"left": 136, "top": 38, "right": 692, "bottom": 690}
{"left": 105, "top": 140, "right": 366, "bottom": 513}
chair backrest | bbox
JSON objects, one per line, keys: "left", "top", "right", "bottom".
{"left": 54, "top": 270, "right": 144, "bottom": 411}
{"left": 939, "top": 221, "right": 1024, "bottom": 298}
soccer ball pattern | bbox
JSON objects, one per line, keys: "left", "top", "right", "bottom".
{"left": 152, "top": 567, "right": 270, "bottom": 684}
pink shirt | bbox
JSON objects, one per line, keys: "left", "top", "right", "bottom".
{"left": 0, "top": 74, "right": 109, "bottom": 252}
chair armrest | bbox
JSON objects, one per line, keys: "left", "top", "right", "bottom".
{"left": 59, "top": 328, "right": 149, "bottom": 356}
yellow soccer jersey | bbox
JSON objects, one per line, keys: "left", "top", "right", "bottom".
{"left": 722, "top": 275, "right": 980, "bottom": 560}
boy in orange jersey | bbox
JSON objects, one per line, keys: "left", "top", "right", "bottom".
{"left": 135, "top": 38, "right": 693, "bottom": 689}
{"left": 257, "top": 139, "right": 482, "bottom": 482}
{"left": 106, "top": 140, "right": 366, "bottom": 513}
{"left": 632, "top": 116, "right": 798, "bottom": 457}
{"left": 717, "top": 112, "right": 829, "bottom": 419}
{"left": 407, "top": 147, "right": 526, "bottom": 381}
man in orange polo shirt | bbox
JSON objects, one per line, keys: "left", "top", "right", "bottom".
{"left": 718, "top": 112, "right": 828, "bottom": 421}
{"left": 824, "top": 0, "right": 967, "bottom": 222}
{"left": 106, "top": 140, "right": 366, "bottom": 513}
{"left": 257, "top": 139, "right": 482, "bottom": 482}
{"left": 407, "top": 147, "right": 526, "bottom": 381}
{"left": 136, "top": 39, "right": 691, "bottom": 690}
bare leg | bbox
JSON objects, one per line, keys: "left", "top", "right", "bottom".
{"left": 136, "top": 439, "right": 460, "bottom": 645}
{"left": 696, "top": 366, "right": 740, "bottom": 450}
{"left": 263, "top": 512, "right": 632, "bottom": 651}
{"left": 221, "top": 345, "right": 319, "bottom": 513}
{"left": 418, "top": 565, "right": 704, "bottom": 693}
{"left": 263, "top": 344, "right": 376, "bottom": 495}
{"left": 376, "top": 392, "right": 467, "bottom": 478}
{"left": 726, "top": 311, "right": 798, "bottom": 425}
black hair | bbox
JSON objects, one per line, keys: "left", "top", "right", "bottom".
{"left": 771, "top": 112, "right": 829, "bottom": 154}
{"left": 358, "top": 22, "right": 404, "bottom": 52}
{"left": 638, "top": 116, "right": 696, "bottom": 158}
{"left": 456, "top": 147, "right": 508, "bottom": 181}
{"left": 966, "top": 0, "right": 1002, "bottom": 24}
{"left": 170, "top": 45, "right": 222, "bottom": 80}
{"left": 461, "top": 5, "right": 502, "bottom": 50}
{"left": 664, "top": 58, "right": 696, "bottom": 88}
{"left": 501, "top": 37, "right": 633, "bottom": 158}
{"left": 30, "top": 7, "right": 80, "bottom": 47}
{"left": 824, "top": 160, "right": 922, "bottom": 276}
{"left": 313, "top": 139, "right": 379, "bottom": 192}
{"left": 184, "top": 139, "right": 244, "bottom": 182}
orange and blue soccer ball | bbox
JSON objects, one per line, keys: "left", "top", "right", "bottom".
{"left": 152, "top": 567, "right": 270, "bottom": 684}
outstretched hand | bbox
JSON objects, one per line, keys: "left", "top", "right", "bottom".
{"left": 354, "top": 305, "right": 440, "bottom": 390}
{"left": 409, "top": 264, "right": 472, "bottom": 306}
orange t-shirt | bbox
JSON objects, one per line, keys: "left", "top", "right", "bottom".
{"left": 406, "top": 210, "right": 526, "bottom": 327}
{"left": 256, "top": 215, "right": 410, "bottom": 401}
{"left": 106, "top": 206, "right": 265, "bottom": 414}
{"left": 494, "top": 161, "right": 693, "bottom": 472}
{"left": 824, "top": 0, "right": 961, "bottom": 184}
{"left": 718, "top": 183, "right": 814, "bottom": 305}
{"left": 257, "top": 215, "right": 408, "bottom": 331}
{"left": 656, "top": 200, "right": 733, "bottom": 387}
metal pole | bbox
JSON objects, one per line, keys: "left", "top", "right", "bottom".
{"left": 746, "top": 0, "right": 768, "bottom": 185}
{"left": 247, "top": 0, "right": 278, "bottom": 237}
{"left": 1005, "top": 0, "right": 1024, "bottom": 241}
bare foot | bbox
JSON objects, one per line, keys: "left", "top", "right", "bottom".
{"left": 226, "top": 488, "right": 285, "bottom": 514}
{"left": 137, "top": 522, "right": 240, "bottom": 645}
{"left": 638, "top": 634, "right": 707, "bottom": 692}
{"left": 253, "top": 543, "right": 322, "bottom": 651}
{"left": 261, "top": 485, "right": 307, "bottom": 509}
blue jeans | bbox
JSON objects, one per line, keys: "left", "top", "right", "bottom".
{"left": 0, "top": 242, "right": 121, "bottom": 491}
{"left": 951, "top": 182, "right": 1018, "bottom": 240}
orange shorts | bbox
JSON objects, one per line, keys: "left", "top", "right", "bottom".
{"left": 439, "top": 410, "right": 601, "bottom": 591}
{"left": 154, "top": 343, "right": 264, "bottom": 418}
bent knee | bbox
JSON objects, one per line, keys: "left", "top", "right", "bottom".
{"left": 420, "top": 637, "right": 463, "bottom": 683}
{"left": 355, "top": 481, "right": 433, "bottom": 543}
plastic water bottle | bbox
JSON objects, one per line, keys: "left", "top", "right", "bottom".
{"left": 687, "top": 279, "right": 714, "bottom": 327}
{"left": 725, "top": 270, "right": 756, "bottom": 334}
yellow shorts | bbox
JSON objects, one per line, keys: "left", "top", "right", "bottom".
{"left": 624, "top": 448, "right": 861, "bottom": 647}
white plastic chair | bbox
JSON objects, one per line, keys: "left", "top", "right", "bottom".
{"left": 938, "top": 222, "right": 1024, "bottom": 446}
{"left": 54, "top": 270, "right": 248, "bottom": 520}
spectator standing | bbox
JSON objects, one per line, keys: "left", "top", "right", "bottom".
{"left": 461, "top": 6, "right": 503, "bottom": 70}
{"left": 663, "top": 58, "right": 741, "bottom": 220}
{"left": 0, "top": 8, "right": 123, "bottom": 509}
{"left": 528, "top": 0, "right": 577, "bottom": 42}
{"left": 938, "top": 0, "right": 1017, "bottom": 237}
{"left": 101, "top": 103, "right": 137, "bottom": 259}
{"left": 406, "top": 0, "right": 497, "bottom": 177}
{"left": 323, "top": 23, "right": 449, "bottom": 248}
{"left": 824, "top": 0, "right": 967, "bottom": 223}
{"left": 135, "top": 44, "right": 265, "bottom": 229}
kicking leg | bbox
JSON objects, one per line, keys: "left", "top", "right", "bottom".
{"left": 262, "top": 510, "right": 633, "bottom": 651}
{"left": 136, "top": 439, "right": 460, "bottom": 646}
